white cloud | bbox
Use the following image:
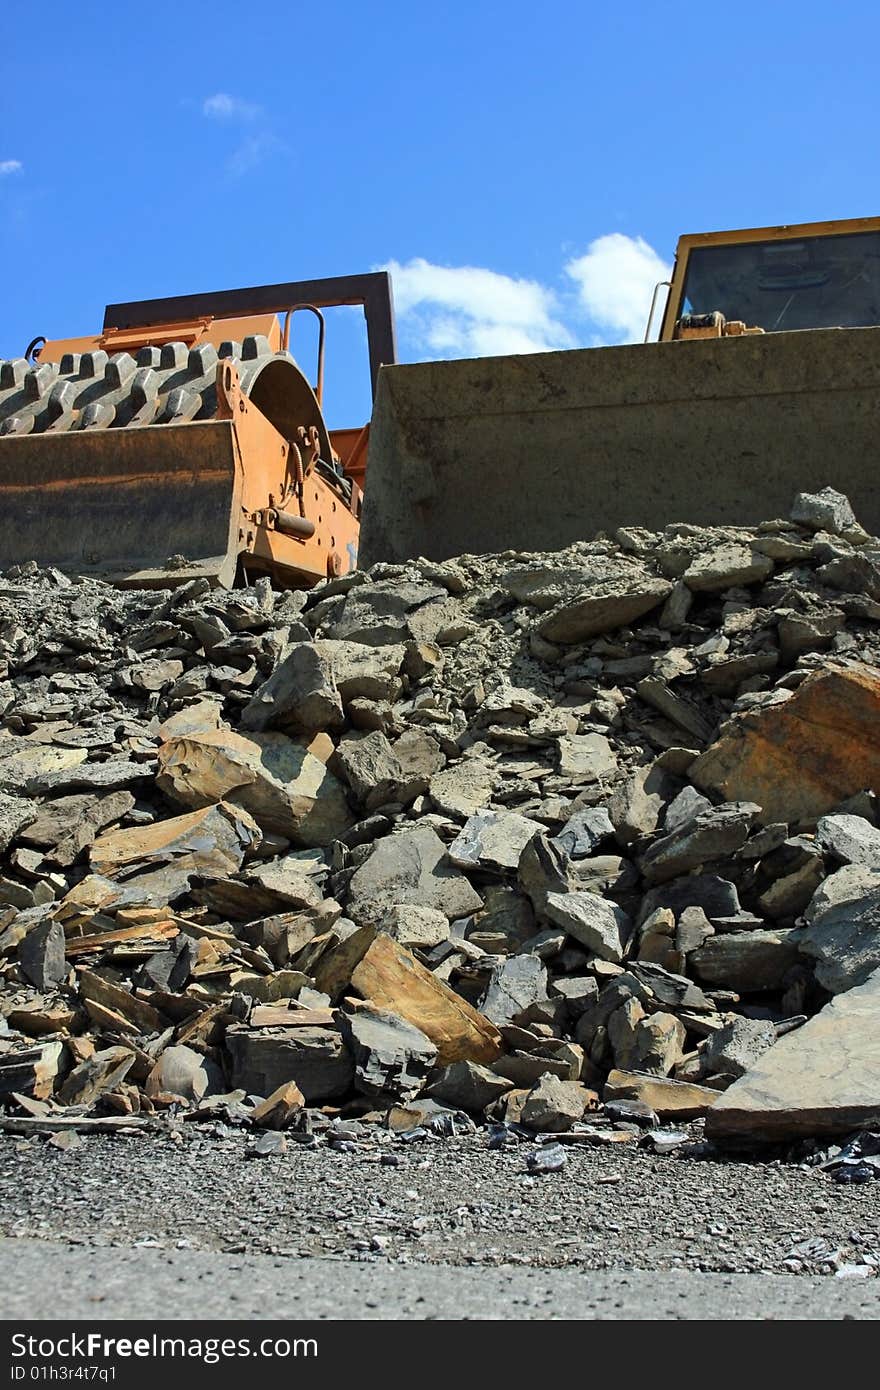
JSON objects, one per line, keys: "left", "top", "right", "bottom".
{"left": 202, "top": 93, "right": 260, "bottom": 121}
{"left": 566, "top": 233, "right": 671, "bottom": 343}
{"left": 383, "top": 258, "right": 574, "bottom": 358}
{"left": 226, "top": 132, "right": 282, "bottom": 176}
{"left": 382, "top": 235, "right": 671, "bottom": 362}
{"left": 0, "top": 160, "right": 22, "bottom": 177}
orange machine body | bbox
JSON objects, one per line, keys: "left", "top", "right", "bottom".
{"left": 1, "top": 273, "right": 396, "bottom": 588}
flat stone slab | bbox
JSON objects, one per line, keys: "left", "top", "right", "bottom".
{"left": 706, "top": 967, "right": 880, "bottom": 1146}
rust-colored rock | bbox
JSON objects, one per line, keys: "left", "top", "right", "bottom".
{"left": 157, "top": 727, "right": 353, "bottom": 846}
{"left": 322, "top": 931, "right": 501, "bottom": 1067}
{"left": 603, "top": 1069, "right": 720, "bottom": 1118}
{"left": 689, "top": 664, "right": 880, "bottom": 824}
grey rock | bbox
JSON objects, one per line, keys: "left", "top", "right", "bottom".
{"left": 777, "top": 611, "right": 844, "bottom": 662}
{"left": 658, "top": 580, "right": 693, "bottom": 631}
{"left": 49, "top": 790, "right": 136, "bottom": 868}
{"left": 608, "top": 764, "right": 676, "bottom": 846}
{"left": 481, "top": 954, "right": 548, "bottom": 1026}
{"left": 538, "top": 577, "right": 673, "bottom": 643}
{"left": 630, "top": 960, "right": 713, "bottom": 1012}
{"left": 640, "top": 802, "right": 760, "bottom": 884}
{"left": 339, "top": 1006, "right": 437, "bottom": 1099}
{"left": 804, "top": 863, "right": 880, "bottom": 924}
{"left": 798, "top": 886, "right": 880, "bottom": 994}
{"left": 429, "top": 759, "right": 497, "bottom": 820}
{"left": 392, "top": 728, "right": 445, "bottom": 789}
{"left": 18, "top": 795, "right": 96, "bottom": 849}
{"left": 226, "top": 1025, "right": 355, "bottom": 1103}
{"left": 690, "top": 930, "right": 801, "bottom": 992}
{"left": 790, "top": 487, "right": 858, "bottom": 536}
{"left": 701, "top": 1017, "right": 777, "bottom": 1080}
{"left": 379, "top": 904, "right": 451, "bottom": 949}
{"left": 146, "top": 1045, "right": 219, "bottom": 1104}
{"left": 707, "top": 967, "right": 880, "bottom": 1145}
{"left": 333, "top": 731, "right": 405, "bottom": 809}
{"left": 0, "top": 793, "right": 37, "bottom": 853}
{"left": 552, "top": 807, "right": 614, "bottom": 858}
{"left": 331, "top": 641, "right": 406, "bottom": 703}
{"left": 18, "top": 919, "right": 66, "bottom": 990}
{"left": 448, "top": 811, "right": 544, "bottom": 873}
{"left": 675, "top": 905, "right": 714, "bottom": 956}
{"left": 636, "top": 677, "right": 714, "bottom": 743}
{"left": 346, "top": 825, "right": 483, "bottom": 928}
{"left": 520, "top": 1073, "right": 586, "bottom": 1132}
{"left": 250, "top": 1131, "right": 287, "bottom": 1157}
{"left": 526, "top": 1143, "right": 567, "bottom": 1172}
{"left": 517, "top": 834, "right": 571, "bottom": 913}
{"left": 470, "top": 884, "right": 536, "bottom": 951}
{"left": 663, "top": 786, "right": 713, "bottom": 834}
{"left": 240, "top": 642, "right": 344, "bottom": 734}
{"left": 549, "top": 975, "right": 600, "bottom": 1017}
{"left": 330, "top": 580, "right": 453, "bottom": 647}
{"left": 637, "top": 874, "right": 747, "bottom": 929}
{"left": 817, "top": 553, "right": 880, "bottom": 600}
{"left": 683, "top": 544, "right": 773, "bottom": 592}
{"left": 609, "top": 1001, "right": 686, "bottom": 1076}
{"left": 425, "top": 1060, "right": 512, "bottom": 1112}
{"left": 817, "top": 814, "right": 880, "bottom": 870}
{"left": 28, "top": 759, "right": 153, "bottom": 797}
{"left": 544, "top": 890, "right": 632, "bottom": 963}
{"left": 556, "top": 733, "right": 617, "bottom": 782}
{"left": 757, "top": 854, "right": 825, "bottom": 921}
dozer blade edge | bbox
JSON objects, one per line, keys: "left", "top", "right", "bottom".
{"left": 0, "top": 420, "right": 243, "bottom": 588}
{"left": 360, "top": 326, "right": 880, "bottom": 566}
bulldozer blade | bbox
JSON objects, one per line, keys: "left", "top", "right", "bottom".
{"left": 360, "top": 326, "right": 880, "bottom": 566}
{"left": 0, "top": 420, "right": 243, "bottom": 587}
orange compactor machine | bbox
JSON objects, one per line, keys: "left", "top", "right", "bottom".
{"left": 0, "top": 273, "right": 396, "bottom": 588}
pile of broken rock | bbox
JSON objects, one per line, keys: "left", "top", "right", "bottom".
{"left": 1, "top": 486, "right": 879, "bottom": 1160}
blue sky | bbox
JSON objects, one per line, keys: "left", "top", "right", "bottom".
{"left": 2, "top": 2, "right": 877, "bottom": 427}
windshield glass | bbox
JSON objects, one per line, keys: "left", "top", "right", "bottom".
{"left": 679, "top": 230, "right": 880, "bottom": 331}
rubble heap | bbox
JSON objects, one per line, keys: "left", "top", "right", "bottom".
{"left": 1, "top": 486, "right": 879, "bottom": 1154}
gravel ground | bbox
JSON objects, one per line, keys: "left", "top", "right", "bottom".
{"left": 2, "top": 1127, "right": 879, "bottom": 1279}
